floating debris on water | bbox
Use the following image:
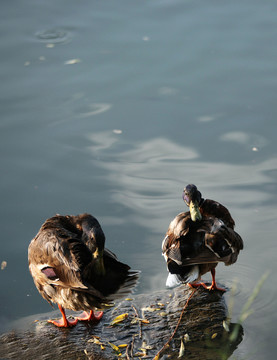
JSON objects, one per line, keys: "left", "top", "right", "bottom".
{"left": 64, "top": 58, "right": 81, "bottom": 65}
{"left": 1, "top": 261, "right": 7, "bottom": 270}
{"left": 113, "top": 129, "right": 122, "bottom": 134}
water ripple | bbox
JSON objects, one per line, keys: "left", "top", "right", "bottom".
{"left": 35, "top": 27, "right": 71, "bottom": 44}
{"left": 80, "top": 103, "right": 112, "bottom": 118}
{"left": 86, "top": 131, "right": 277, "bottom": 214}
{"left": 220, "top": 131, "right": 269, "bottom": 149}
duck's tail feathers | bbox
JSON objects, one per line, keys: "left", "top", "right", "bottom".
{"left": 105, "top": 270, "right": 140, "bottom": 302}
{"left": 166, "top": 265, "right": 199, "bottom": 288}
{"left": 181, "top": 265, "right": 200, "bottom": 284}
{"left": 166, "top": 273, "right": 181, "bottom": 288}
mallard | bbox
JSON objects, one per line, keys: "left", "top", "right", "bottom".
{"left": 28, "top": 213, "right": 139, "bottom": 327}
{"left": 162, "top": 184, "right": 243, "bottom": 291}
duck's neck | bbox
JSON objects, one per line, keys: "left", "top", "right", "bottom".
{"left": 189, "top": 197, "right": 204, "bottom": 222}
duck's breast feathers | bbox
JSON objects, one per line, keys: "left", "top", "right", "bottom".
{"left": 201, "top": 199, "right": 235, "bottom": 228}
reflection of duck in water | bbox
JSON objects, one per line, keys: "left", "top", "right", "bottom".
{"left": 28, "top": 214, "right": 139, "bottom": 327}
{"left": 162, "top": 184, "right": 243, "bottom": 291}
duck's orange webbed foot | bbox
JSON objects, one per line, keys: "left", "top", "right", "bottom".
{"left": 48, "top": 305, "right": 78, "bottom": 327}
{"left": 188, "top": 269, "right": 226, "bottom": 292}
{"left": 76, "top": 310, "right": 104, "bottom": 322}
{"left": 188, "top": 281, "right": 226, "bottom": 292}
{"left": 204, "top": 282, "right": 226, "bottom": 292}
{"left": 48, "top": 317, "right": 78, "bottom": 327}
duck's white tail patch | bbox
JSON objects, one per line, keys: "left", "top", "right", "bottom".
{"left": 166, "top": 265, "right": 200, "bottom": 288}
{"left": 166, "top": 273, "right": 181, "bottom": 288}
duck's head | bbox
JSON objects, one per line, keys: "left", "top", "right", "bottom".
{"left": 182, "top": 184, "right": 202, "bottom": 221}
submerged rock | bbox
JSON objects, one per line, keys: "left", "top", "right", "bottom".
{"left": 0, "top": 285, "right": 243, "bottom": 359}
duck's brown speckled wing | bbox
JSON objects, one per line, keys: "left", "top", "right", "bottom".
{"left": 195, "top": 217, "right": 243, "bottom": 265}
{"left": 162, "top": 212, "right": 190, "bottom": 264}
{"left": 162, "top": 212, "right": 193, "bottom": 264}
{"left": 28, "top": 216, "right": 105, "bottom": 305}
{"left": 28, "top": 214, "right": 139, "bottom": 310}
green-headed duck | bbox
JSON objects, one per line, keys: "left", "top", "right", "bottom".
{"left": 162, "top": 184, "right": 243, "bottom": 291}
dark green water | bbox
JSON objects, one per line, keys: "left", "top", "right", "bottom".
{"left": 1, "top": 0, "right": 277, "bottom": 358}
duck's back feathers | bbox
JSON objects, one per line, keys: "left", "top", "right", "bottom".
{"left": 28, "top": 214, "right": 139, "bottom": 311}
{"left": 199, "top": 217, "right": 243, "bottom": 265}
{"left": 200, "top": 199, "right": 235, "bottom": 228}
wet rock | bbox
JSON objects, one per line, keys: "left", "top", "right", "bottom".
{"left": 0, "top": 285, "right": 243, "bottom": 359}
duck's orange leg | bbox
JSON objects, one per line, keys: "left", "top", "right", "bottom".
{"left": 76, "top": 310, "right": 104, "bottom": 322}
{"left": 188, "top": 281, "right": 208, "bottom": 289}
{"left": 188, "top": 269, "right": 226, "bottom": 292}
{"left": 48, "top": 304, "right": 78, "bottom": 327}
{"left": 205, "top": 268, "right": 226, "bottom": 292}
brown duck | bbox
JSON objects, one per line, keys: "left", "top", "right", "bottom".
{"left": 28, "top": 213, "right": 139, "bottom": 327}
{"left": 162, "top": 184, "right": 243, "bottom": 291}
